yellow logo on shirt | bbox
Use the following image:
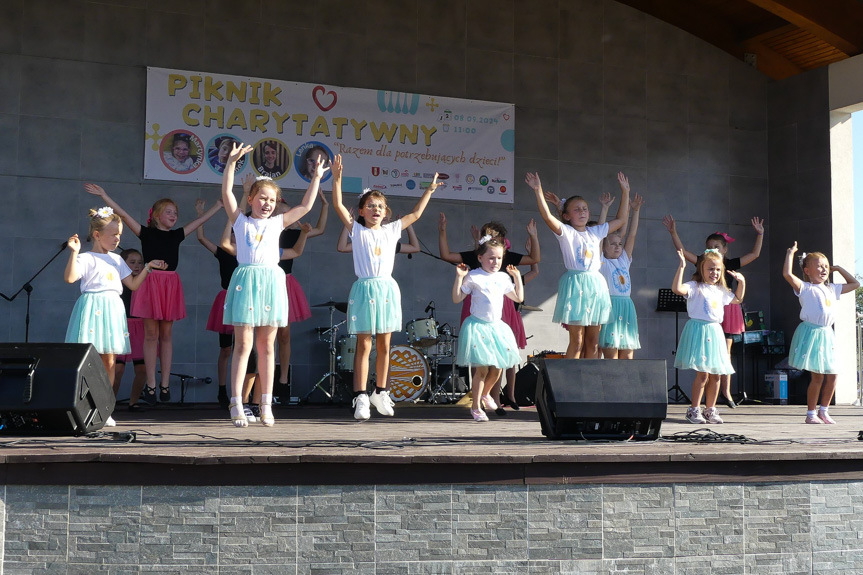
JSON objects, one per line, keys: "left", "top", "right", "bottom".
{"left": 710, "top": 301, "right": 718, "bottom": 308}
{"left": 374, "top": 246, "right": 382, "bottom": 256}
{"left": 106, "top": 272, "right": 115, "bottom": 281}
{"left": 584, "top": 249, "right": 593, "bottom": 259}
{"left": 618, "top": 274, "right": 626, "bottom": 285}
{"left": 825, "top": 299, "right": 832, "bottom": 307}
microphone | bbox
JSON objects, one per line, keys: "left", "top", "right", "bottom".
{"left": 424, "top": 301, "right": 435, "bottom": 314}
{"left": 59, "top": 240, "right": 68, "bottom": 249}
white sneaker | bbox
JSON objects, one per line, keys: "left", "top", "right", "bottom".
{"left": 369, "top": 390, "right": 395, "bottom": 416}
{"left": 703, "top": 407, "right": 724, "bottom": 424}
{"left": 104, "top": 416, "right": 116, "bottom": 427}
{"left": 686, "top": 407, "right": 706, "bottom": 424}
{"left": 352, "top": 393, "right": 371, "bottom": 420}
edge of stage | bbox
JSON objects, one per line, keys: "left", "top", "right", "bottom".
{"left": 1, "top": 403, "right": 863, "bottom": 486}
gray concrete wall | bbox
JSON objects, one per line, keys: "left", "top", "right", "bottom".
{"left": 0, "top": 0, "right": 772, "bottom": 403}
{"left": 1, "top": 481, "right": 861, "bottom": 573}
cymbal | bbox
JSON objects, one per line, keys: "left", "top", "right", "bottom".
{"left": 520, "top": 304, "right": 543, "bottom": 312}
{"left": 313, "top": 300, "right": 348, "bottom": 313}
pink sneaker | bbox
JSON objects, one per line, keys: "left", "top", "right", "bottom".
{"left": 818, "top": 411, "right": 836, "bottom": 424}
{"left": 804, "top": 415, "right": 823, "bottom": 424}
{"left": 471, "top": 408, "right": 489, "bottom": 422}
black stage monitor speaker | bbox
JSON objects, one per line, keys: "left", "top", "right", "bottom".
{"left": 0, "top": 343, "right": 115, "bottom": 435}
{"left": 535, "top": 359, "right": 667, "bottom": 440}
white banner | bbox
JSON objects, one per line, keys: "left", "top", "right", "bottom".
{"left": 144, "top": 68, "right": 515, "bottom": 203}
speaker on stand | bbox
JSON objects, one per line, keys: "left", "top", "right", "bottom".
{"left": 0, "top": 343, "right": 115, "bottom": 435}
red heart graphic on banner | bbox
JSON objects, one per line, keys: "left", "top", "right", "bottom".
{"left": 312, "top": 86, "right": 337, "bottom": 111}
{"left": 503, "top": 113, "right": 510, "bottom": 120}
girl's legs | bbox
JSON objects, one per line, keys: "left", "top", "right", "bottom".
{"left": 157, "top": 320, "right": 174, "bottom": 398}
{"left": 100, "top": 354, "right": 117, "bottom": 392}
{"left": 471, "top": 366, "right": 489, "bottom": 411}
{"left": 703, "top": 374, "right": 720, "bottom": 409}
{"left": 582, "top": 326, "right": 601, "bottom": 359}
{"left": 689, "top": 372, "right": 709, "bottom": 408}
{"left": 481, "top": 367, "right": 502, "bottom": 403}
{"left": 806, "top": 372, "right": 825, "bottom": 411}
{"left": 254, "top": 325, "right": 277, "bottom": 426}
{"left": 719, "top": 338, "right": 734, "bottom": 403}
{"left": 216, "top": 335, "right": 232, "bottom": 407}
{"left": 565, "top": 325, "right": 585, "bottom": 359}
{"left": 601, "top": 347, "right": 619, "bottom": 359}
{"left": 228, "top": 325, "right": 255, "bottom": 426}
{"left": 503, "top": 367, "right": 517, "bottom": 404}
{"left": 113, "top": 361, "right": 125, "bottom": 396}
{"left": 353, "top": 334, "right": 373, "bottom": 392}
{"left": 369, "top": 332, "right": 395, "bottom": 416}
{"left": 142, "top": 318, "right": 159, "bottom": 396}
{"left": 129, "top": 363, "right": 147, "bottom": 408}
{"left": 277, "top": 325, "right": 291, "bottom": 384}
{"left": 818, "top": 374, "right": 838, "bottom": 423}
{"left": 618, "top": 349, "right": 634, "bottom": 360}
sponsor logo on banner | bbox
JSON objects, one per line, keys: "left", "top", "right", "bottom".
{"left": 406, "top": 180, "right": 416, "bottom": 190}
{"left": 371, "top": 166, "right": 380, "bottom": 176}
{"left": 437, "top": 173, "right": 450, "bottom": 180}
{"left": 487, "top": 186, "right": 495, "bottom": 194}
{"left": 468, "top": 186, "right": 483, "bottom": 192}
{"left": 391, "top": 169, "right": 400, "bottom": 178}
{"left": 499, "top": 186, "right": 507, "bottom": 194}
{"left": 465, "top": 174, "right": 475, "bottom": 184}
{"left": 492, "top": 178, "right": 507, "bottom": 183}
{"left": 479, "top": 175, "right": 489, "bottom": 186}
{"left": 451, "top": 185, "right": 462, "bottom": 191}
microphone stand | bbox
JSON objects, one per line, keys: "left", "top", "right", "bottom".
{"left": 0, "top": 242, "right": 69, "bottom": 342}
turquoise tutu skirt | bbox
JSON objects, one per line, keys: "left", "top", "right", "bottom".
{"left": 599, "top": 296, "right": 641, "bottom": 350}
{"left": 223, "top": 264, "right": 288, "bottom": 328}
{"left": 65, "top": 291, "right": 130, "bottom": 355}
{"left": 553, "top": 270, "right": 611, "bottom": 326}
{"left": 789, "top": 321, "right": 836, "bottom": 374}
{"left": 457, "top": 316, "right": 521, "bottom": 369}
{"left": 674, "top": 319, "right": 734, "bottom": 375}
{"left": 348, "top": 276, "right": 401, "bottom": 335}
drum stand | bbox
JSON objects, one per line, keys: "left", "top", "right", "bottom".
{"left": 426, "top": 325, "right": 462, "bottom": 404}
{"left": 302, "top": 304, "right": 347, "bottom": 404}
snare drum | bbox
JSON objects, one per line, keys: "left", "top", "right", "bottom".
{"left": 337, "top": 335, "right": 357, "bottom": 372}
{"left": 405, "top": 318, "right": 439, "bottom": 347}
{"left": 369, "top": 344, "right": 430, "bottom": 402}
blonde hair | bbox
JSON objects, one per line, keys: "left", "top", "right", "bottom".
{"left": 87, "top": 208, "right": 122, "bottom": 241}
{"left": 693, "top": 250, "right": 728, "bottom": 289}
{"left": 799, "top": 251, "right": 828, "bottom": 282}
{"left": 248, "top": 179, "right": 282, "bottom": 203}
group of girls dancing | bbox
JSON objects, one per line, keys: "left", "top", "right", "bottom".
{"left": 63, "top": 157, "right": 858, "bottom": 427}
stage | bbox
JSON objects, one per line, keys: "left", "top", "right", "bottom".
{"left": 3, "top": 402, "right": 863, "bottom": 486}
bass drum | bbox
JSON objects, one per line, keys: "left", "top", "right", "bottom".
{"left": 369, "top": 344, "right": 429, "bottom": 402}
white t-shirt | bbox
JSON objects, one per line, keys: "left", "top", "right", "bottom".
{"left": 350, "top": 219, "right": 402, "bottom": 279}
{"left": 232, "top": 212, "right": 285, "bottom": 265}
{"left": 76, "top": 252, "right": 131, "bottom": 295}
{"left": 555, "top": 222, "right": 608, "bottom": 272}
{"left": 680, "top": 281, "right": 734, "bottom": 323}
{"left": 461, "top": 268, "right": 514, "bottom": 323}
{"left": 600, "top": 251, "right": 632, "bottom": 297}
{"left": 796, "top": 282, "right": 843, "bottom": 327}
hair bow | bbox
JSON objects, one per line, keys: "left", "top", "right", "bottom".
{"left": 703, "top": 248, "right": 721, "bottom": 255}
{"left": 147, "top": 207, "right": 153, "bottom": 226}
{"left": 714, "top": 231, "right": 735, "bottom": 243}
{"left": 478, "top": 234, "right": 492, "bottom": 245}
{"left": 504, "top": 238, "right": 511, "bottom": 250}
{"left": 798, "top": 252, "right": 808, "bottom": 267}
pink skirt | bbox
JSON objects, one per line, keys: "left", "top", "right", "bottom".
{"left": 206, "top": 290, "right": 234, "bottom": 334}
{"left": 131, "top": 270, "right": 186, "bottom": 321}
{"left": 286, "top": 274, "right": 312, "bottom": 323}
{"left": 117, "top": 318, "right": 145, "bottom": 363}
{"left": 721, "top": 302, "right": 745, "bottom": 335}
{"left": 460, "top": 295, "right": 527, "bottom": 349}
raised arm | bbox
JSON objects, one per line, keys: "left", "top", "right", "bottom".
{"left": 671, "top": 249, "right": 689, "bottom": 296}
{"left": 739, "top": 217, "right": 765, "bottom": 267}
{"left": 522, "top": 237, "right": 539, "bottom": 284}
{"left": 438, "top": 212, "right": 463, "bottom": 264}
{"left": 283, "top": 156, "right": 327, "bottom": 227}
{"left": 281, "top": 223, "right": 312, "bottom": 260}
{"left": 606, "top": 172, "right": 631, "bottom": 234}
{"left": 596, "top": 192, "right": 614, "bottom": 226}
{"left": 401, "top": 224, "right": 420, "bottom": 254}
{"left": 527, "top": 172, "right": 562, "bottom": 235}
{"left": 84, "top": 184, "right": 142, "bottom": 236}
{"left": 182, "top": 198, "right": 222, "bottom": 237}
{"left": 330, "top": 154, "right": 353, "bottom": 229}
{"left": 782, "top": 242, "right": 803, "bottom": 292}
{"left": 518, "top": 219, "right": 541, "bottom": 265}
{"left": 400, "top": 173, "right": 440, "bottom": 228}
{"left": 623, "top": 193, "right": 643, "bottom": 258}
{"left": 63, "top": 234, "right": 82, "bottom": 283}
{"left": 505, "top": 265, "right": 524, "bottom": 303}
{"left": 221, "top": 143, "right": 253, "bottom": 223}
{"left": 336, "top": 224, "right": 352, "bottom": 253}
{"left": 194, "top": 199, "right": 218, "bottom": 254}
{"left": 727, "top": 270, "right": 746, "bottom": 304}
{"left": 543, "top": 190, "right": 564, "bottom": 218}
{"left": 832, "top": 264, "right": 860, "bottom": 294}
{"left": 452, "top": 263, "right": 469, "bottom": 303}
{"left": 662, "top": 214, "right": 697, "bottom": 264}
{"left": 305, "top": 189, "right": 329, "bottom": 238}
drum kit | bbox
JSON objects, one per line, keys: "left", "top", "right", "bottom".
{"left": 304, "top": 299, "right": 463, "bottom": 404}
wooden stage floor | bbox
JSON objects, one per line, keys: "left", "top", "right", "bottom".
{"left": 2, "top": 402, "right": 863, "bottom": 485}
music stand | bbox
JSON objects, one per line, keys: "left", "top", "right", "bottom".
{"left": 656, "top": 288, "right": 689, "bottom": 404}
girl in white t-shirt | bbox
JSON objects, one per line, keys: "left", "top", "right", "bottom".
{"left": 527, "top": 171, "right": 630, "bottom": 359}
{"left": 672, "top": 249, "right": 745, "bottom": 425}
{"left": 453, "top": 238, "right": 524, "bottom": 422}
{"left": 331, "top": 155, "right": 440, "bottom": 421}
{"left": 783, "top": 242, "right": 859, "bottom": 424}
{"left": 64, "top": 207, "right": 166, "bottom": 425}
{"left": 599, "top": 192, "right": 643, "bottom": 359}
{"left": 220, "top": 143, "right": 327, "bottom": 428}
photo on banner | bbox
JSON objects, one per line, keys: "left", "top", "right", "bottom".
{"left": 144, "top": 67, "right": 515, "bottom": 204}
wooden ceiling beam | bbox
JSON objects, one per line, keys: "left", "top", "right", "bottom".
{"left": 741, "top": 38, "right": 804, "bottom": 78}
{"left": 743, "top": 0, "right": 863, "bottom": 54}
